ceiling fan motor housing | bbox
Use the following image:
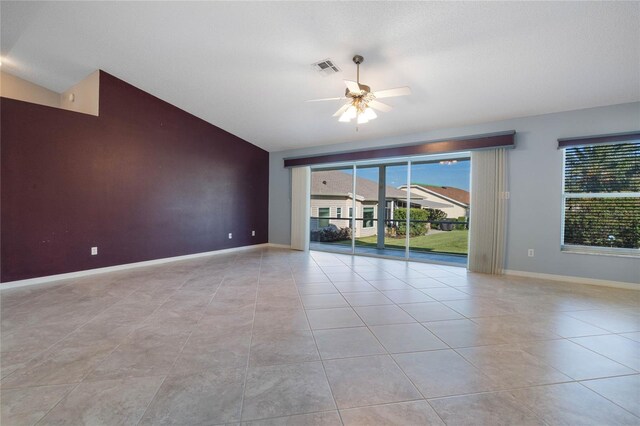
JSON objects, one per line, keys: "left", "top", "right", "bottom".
{"left": 345, "top": 84, "right": 371, "bottom": 97}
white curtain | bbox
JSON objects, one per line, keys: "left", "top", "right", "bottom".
{"left": 468, "top": 148, "right": 509, "bottom": 274}
{"left": 290, "top": 166, "right": 311, "bottom": 251}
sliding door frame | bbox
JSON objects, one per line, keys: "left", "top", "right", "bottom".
{"left": 351, "top": 164, "right": 357, "bottom": 253}
{"left": 310, "top": 152, "right": 470, "bottom": 266}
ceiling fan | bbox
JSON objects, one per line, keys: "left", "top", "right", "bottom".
{"left": 306, "top": 55, "right": 411, "bottom": 126}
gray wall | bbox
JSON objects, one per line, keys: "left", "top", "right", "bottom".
{"left": 269, "top": 102, "right": 640, "bottom": 285}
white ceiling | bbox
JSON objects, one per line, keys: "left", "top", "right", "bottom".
{"left": 2, "top": 1, "right": 639, "bottom": 152}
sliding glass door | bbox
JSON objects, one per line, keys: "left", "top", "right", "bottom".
{"left": 353, "top": 165, "right": 380, "bottom": 256}
{"left": 309, "top": 154, "right": 470, "bottom": 266}
{"left": 407, "top": 159, "right": 470, "bottom": 265}
{"left": 309, "top": 166, "right": 354, "bottom": 253}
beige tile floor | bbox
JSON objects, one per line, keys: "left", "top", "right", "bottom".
{"left": 1, "top": 247, "right": 639, "bottom": 425}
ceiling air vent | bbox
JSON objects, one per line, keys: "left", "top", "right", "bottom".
{"left": 312, "top": 58, "right": 340, "bottom": 76}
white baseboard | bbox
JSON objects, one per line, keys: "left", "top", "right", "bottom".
{"left": 267, "top": 243, "right": 292, "bottom": 249}
{"left": 1, "top": 243, "right": 275, "bottom": 290}
{"left": 504, "top": 269, "right": 639, "bottom": 290}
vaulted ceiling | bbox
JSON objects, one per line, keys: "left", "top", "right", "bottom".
{"left": 2, "top": 1, "right": 639, "bottom": 151}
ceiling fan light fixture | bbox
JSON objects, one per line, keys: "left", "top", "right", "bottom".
{"left": 357, "top": 114, "right": 369, "bottom": 124}
{"left": 363, "top": 107, "right": 377, "bottom": 120}
{"left": 338, "top": 110, "right": 352, "bottom": 122}
{"left": 338, "top": 105, "right": 358, "bottom": 122}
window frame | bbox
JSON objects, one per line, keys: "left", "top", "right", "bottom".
{"left": 336, "top": 207, "right": 342, "bottom": 218}
{"left": 560, "top": 143, "right": 639, "bottom": 257}
{"left": 363, "top": 207, "right": 375, "bottom": 229}
{"left": 318, "top": 207, "right": 330, "bottom": 228}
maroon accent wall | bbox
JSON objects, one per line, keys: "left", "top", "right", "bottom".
{"left": 1, "top": 71, "right": 269, "bottom": 282}
{"left": 283, "top": 131, "right": 516, "bottom": 167}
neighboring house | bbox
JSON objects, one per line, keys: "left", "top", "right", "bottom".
{"left": 398, "top": 184, "right": 470, "bottom": 218}
{"left": 311, "top": 170, "right": 432, "bottom": 237}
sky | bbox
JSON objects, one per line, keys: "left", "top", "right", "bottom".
{"left": 343, "top": 160, "right": 470, "bottom": 191}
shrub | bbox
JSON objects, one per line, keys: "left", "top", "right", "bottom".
{"left": 454, "top": 216, "right": 468, "bottom": 230}
{"left": 310, "top": 224, "right": 352, "bottom": 242}
{"left": 564, "top": 198, "right": 639, "bottom": 248}
{"left": 394, "top": 208, "right": 429, "bottom": 236}
{"left": 426, "top": 208, "right": 448, "bottom": 222}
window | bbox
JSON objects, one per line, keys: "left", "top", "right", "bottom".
{"left": 336, "top": 207, "right": 342, "bottom": 218}
{"left": 318, "top": 207, "right": 330, "bottom": 227}
{"left": 363, "top": 207, "right": 375, "bottom": 228}
{"left": 349, "top": 207, "right": 353, "bottom": 218}
{"left": 562, "top": 141, "right": 639, "bottom": 255}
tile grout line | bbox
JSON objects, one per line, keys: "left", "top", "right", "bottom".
{"left": 32, "top": 267, "right": 203, "bottom": 425}
{"left": 0, "top": 280, "right": 144, "bottom": 383}
{"left": 1, "top": 302, "right": 116, "bottom": 383}
{"left": 312, "top": 252, "right": 618, "bottom": 424}
{"left": 5, "top": 249, "right": 639, "bottom": 424}
{"left": 237, "top": 249, "right": 264, "bottom": 423}
{"left": 575, "top": 378, "right": 640, "bottom": 420}
{"left": 567, "top": 336, "right": 640, "bottom": 373}
{"left": 297, "top": 254, "right": 346, "bottom": 426}
{"left": 333, "top": 256, "right": 451, "bottom": 425}
{"left": 308, "top": 253, "right": 640, "bottom": 372}
{"left": 1, "top": 285, "right": 153, "bottom": 395}
{"left": 322, "top": 253, "right": 558, "bottom": 424}
{"left": 135, "top": 261, "right": 229, "bottom": 425}
{"left": 312, "top": 252, "right": 640, "bottom": 416}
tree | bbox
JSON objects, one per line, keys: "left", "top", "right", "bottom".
{"left": 565, "top": 143, "right": 638, "bottom": 193}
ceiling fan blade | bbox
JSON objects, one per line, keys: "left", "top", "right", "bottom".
{"left": 373, "top": 87, "right": 411, "bottom": 98}
{"left": 344, "top": 80, "right": 361, "bottom": 94}
{"left": 305, "top": 97, "right": 346, "bottom": 102}
{"left": 368, "top": 100, "right": 392, "bottom": 112}
{"left": 332, "top": 103, "right": 351, "bottom": 117}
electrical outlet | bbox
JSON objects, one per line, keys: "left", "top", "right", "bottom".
{"left": 528, "top": 249, "right": 534, "bottom": 257}
{"left": 91, "top": 247, "right": 98, "bottom": 256}
{"left": 228, "top": 233, "right": 233, "bottom": 239}
{"left": 252, "top": 230, "right": 256, "bottom": 237}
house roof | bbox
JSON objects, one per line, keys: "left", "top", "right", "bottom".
{"left": 311, "top": 170, "right": 415, "bottom": 201}
{"left": 410, "top": 184, "right": 470, "bottom": 206}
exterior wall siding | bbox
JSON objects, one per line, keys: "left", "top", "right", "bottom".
{"left": 311, "top": 197, "right": 381, "bottom": 238}
{"left": 406, "top": 188, "right": 469, "bottom": 218}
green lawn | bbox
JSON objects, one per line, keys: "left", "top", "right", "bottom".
{"left": 334, "top": 230, "right": 469, "bottom": 255}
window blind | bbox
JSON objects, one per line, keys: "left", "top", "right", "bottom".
{"left": 562, "top": 141, "right": 639, "bottom": 252}
{"left": 468, "top": 148, "right": 509, "bottom": 274}
{"left": 291, "top": 167, "right": 311, "bottom": 251}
